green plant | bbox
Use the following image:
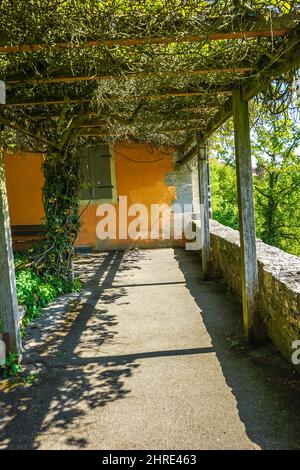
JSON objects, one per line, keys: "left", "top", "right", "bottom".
{"left": 210, "top": 158, "right": 239, "bottom": 230}
{"left": 0, "top": 253, "right": 82, "bottom": 378}
{"left": 2, "top": 353, "right": 22, "bottom": 378}
{"left": 15, "top": 267, "right": 82, "bottom": 328}
{"left": 210, "top": 103, "right": 300, "bottom": 257}
{"left": 22, "top": 373, "right": 37, "bottom": 385}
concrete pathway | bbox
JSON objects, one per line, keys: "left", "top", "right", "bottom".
{"left": 1, "top": 249, "right": 300, "bottom": 449}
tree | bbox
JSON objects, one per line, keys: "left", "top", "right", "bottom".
{"left": 209, "top": 100, "right": 300, "bottom": 257}
{"left": 209, "top": 158, "right": 239, "bottom": 230}
{"left": 252, "top": 110, "right": 300, "bottom": 255}
{"left": 36, "top": 110, "right": 86, "bottom": 281}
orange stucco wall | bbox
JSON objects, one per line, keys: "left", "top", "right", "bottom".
{"left": 5, "top": 143, "right": 181, "bottom": 250}
{"left": 4, "top": 150, "right": 45, "bottom": 225}
{"left": 76, "top": 142, "right": 178, "bottom": 249}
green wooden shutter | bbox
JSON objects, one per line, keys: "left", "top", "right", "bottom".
{"left": 81, "top": 144, "right": 113, "bottom": 200}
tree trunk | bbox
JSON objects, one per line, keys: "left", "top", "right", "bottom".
{"left": 39, "top": 147, "right": 82, "bottom": 282}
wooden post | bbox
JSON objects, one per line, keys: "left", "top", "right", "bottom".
{"left": 197, "top": 139, "right": 210, "bottom": 280}
{"left": 207, "top": 160, "right": 213, "bottom": 219}
{"left": 232, "top": 87, "right": 260, "bottom": 342}
{"left": 0, "top": 128, "right": 22, "bottom": 357}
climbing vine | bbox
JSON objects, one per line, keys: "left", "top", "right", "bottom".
{"left": 0, "top": 1, "right": 298, "bottom": 279}
{"left": 39, "top": 147, "right": 81, "bottom": 280}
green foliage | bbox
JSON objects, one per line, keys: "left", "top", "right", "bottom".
{"left": 1, "top": 2, "right": 298, "bottom": 149}
{"left": 209, "top": 105, "right": 300, "bottom": 257}
{"left": 22, "top": 373, "right": 37, "bottom": 385}
{"left": 252, "top": 110, "right": 300, "bottom": 256}
{"left": 15, "top": 268, "right": 82, "bottom": 328}
{"left": 39, "top": 145, "right": 82, "bottom": 281}
{"left": 2, "top": 353, "right": 22, "bottom": 378}
{"left": 210, "top": 158, "right": 239, "bottom": 230}
{"left": 0, "top": 253, "right": 82, "bottom": 378}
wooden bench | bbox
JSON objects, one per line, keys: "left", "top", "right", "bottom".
{"left": 11, "top": 225, "right": 45, "bottom": 251}
{"left": 11, "top": 225, "right": 45, "bottom": 237}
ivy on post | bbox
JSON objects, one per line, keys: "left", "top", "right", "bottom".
{"left": 232, "top": 86, "right": 260, "bottom": 343}
{"left": 197, "top": 137, "right": 211, "bottom": 280}
{"left": 0, "top": 81, "right": 22, "bottom": 358}
{"left": 35, "top": 111, "right": 84, "bottom": 283}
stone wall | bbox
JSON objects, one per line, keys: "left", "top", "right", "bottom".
{"left": 209, "top": 220, "right": 300, "bottom": 365}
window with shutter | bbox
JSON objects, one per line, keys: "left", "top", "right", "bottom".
{"left": 80, "top": 144, "right": 116, "bottom": 202}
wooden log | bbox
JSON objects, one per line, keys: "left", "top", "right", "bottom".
{"left": 0, "top": 16, "right": 296, "bottom": 54}
{"left": 197, "top": 140, "right": 211, "bottom": 280}
{"left": 7, "top": 67, "right": 255, "bottom": 86}
{"left": 232, "top": 87, "right": 260, "bottom": 342}
{"left": 207, "top": 160, "right": 213, "bottom": 219}
{"left": 0, "top": 145, "right": 22, "bottom": 357}
{"left": 179, "top": 29, "right": 300, "bottom": 166}
{"left": 0, "top": 114, "right": 53, "bottom": 146}
{"left": 1, "top": 89, "right": 232, "bottom": 109}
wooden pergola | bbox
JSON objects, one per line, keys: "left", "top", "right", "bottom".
{"left": 0, "top": 3, "right": 300, "bottom": 357}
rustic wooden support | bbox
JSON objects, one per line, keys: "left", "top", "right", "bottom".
{"left": 197, "top": 139, "right": 211, "bottom": 280}
{"left": 207, "top": 160, "right": 212, "bottom": 220}
{"left": 0, "top": 114, "right": 53, "bottom": 147}
{"left": 178, "top": 29, "right": 300, "bottom": 166}
{"left": 7, "top": 67, "right": 255, "bottom": 86}
{"left": 0, "top": 141, "right": 22, "bottom": 357}
{"left": 232, "top": 87, "right": 260, "bottom": 342}
{"left": 79, "top": 116, "right": 209, "bottom": 130}
{"left": 80, "top": 125, "right": 204, "bottom": 137}
{"left": 0, "top": 90, "right": 231, "bottom": 108}
{"left": 0, "top": 15, "right": 297, "bottom": 54}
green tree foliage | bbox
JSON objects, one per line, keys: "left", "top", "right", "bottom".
{"left": 30, "top": 110, "right": 86, "bottom": 281}
{"left": 209, "top": 159, "right": 239, "bottom": 230}
{"left": 252, "top": 111, "right": 300, "bottom": 255}
{"left": 209, "top": 104, "right": 300, "bottom": 257}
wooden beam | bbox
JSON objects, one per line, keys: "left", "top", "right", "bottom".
{"left": 79, "top": 127, "right": 202, "bottom": 137}
{"left": 232, "top": 87, "right": 260, "bottom": 343}
{"left": 0, "top": 114, "right": 53, "bottom": 146}
{"left": 178, "top": 98, "right": 233, "bottom": 163}
{"left": 143, "top": 91, "right": 232, "bottom": 100}
{"left": 0, "top": 30, "right": 289, "bottom": 53}
{"left": 197, "top": 139, "right": 211, "bottom": 280}
{"left": 81, "top": 120, "right": 205, "bottom": 129}
{"left": 177, "top": 144, "right": 197, "bottom": 163}
{"left": 1, "top": 98, "right": 91, "bottom": 108}
{"left": 207, "top": 27, "right": 300, "bottom": 129}
{"left": 243, "top": 29, "right": 300, "bottom": 101}
{"left": 1, "top": 15, "right": 298, "bottom": 54}
{"left": 178, "top": 27, "right": 300, "bottom": 165}
{"left": 1, "top": 89, "right": 231, "bottom": 108}
{"left": 0, "top": 146, "right": 22, "bottom": 357}
{"left": 79, "top": 114, "right": 213, "bottom": 129}
{"left": 21, "top": 106, "right": 218, "bottom": 124}
{"left": 7, "top": 67, "right": 255, "bottom": 86}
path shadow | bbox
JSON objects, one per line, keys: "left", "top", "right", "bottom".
{"left": 0, "top": 250, "right": 146, "bottom": 449}
{"left": 174, "top": 248, "right": 300, "bottom": 450}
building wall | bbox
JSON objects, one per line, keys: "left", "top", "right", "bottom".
{"left": 77, "top": 142, "right": 182, "bottom": 249}
{"left": 4, "top": 150, "right": 45, "bottom": 225}
{"left": 5, "top": 143, "right": 193, "bottom": 250}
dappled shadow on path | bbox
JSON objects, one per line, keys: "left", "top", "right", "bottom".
{"left": 174, "top": 248, "right": 300, "bottom": 450}
{"left": 0, "top": 250, "right": 146, "bottom": 449}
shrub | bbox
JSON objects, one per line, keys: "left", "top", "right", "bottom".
{"left": 15, "top": 269, "right": 82, "bottom": 327}
{"left": 0, "top": 262, "right": 82, "bottom": 377}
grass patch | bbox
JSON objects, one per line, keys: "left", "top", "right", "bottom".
{"left": 0, "top": 251, "right": 82, "bottom": 378}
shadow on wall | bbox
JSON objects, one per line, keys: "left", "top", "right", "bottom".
{"left": 0, "top": 250, "right": 147, "bottom": 450}
{"left": 173, "top": 248, "right": 300, "bottom": 450}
